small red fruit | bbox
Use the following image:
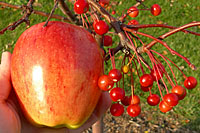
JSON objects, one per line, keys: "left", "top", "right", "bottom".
{"left": 129, "top": 95, "right": 140, "bottom": 105}
{"left": 109, "top": 69, "right": 122, "bottom": 82}
{"left": 127, "top": 104, "right": 141, "bottom": 117}
{"left": 184, "top": 76, "right": 197, "bottom": 90}
{"left": 140, "top": 85, "right": 152, "bottom": 92}
{"left": 99, "top": 0, "right": 110, "bottom": 7}
{"left": 128, "top": 19, "right": 139, "bottom": 31}
{"left": 127, "top": 6, "right": 139, "bottom": 17}
{"left": 151, "top": 4, "right": 161, "bottom": 16}
{"left": 163, "top": 93, "right": 179, "bottom": 107}
{"left": 93, "top": 20, "right": 109, "bottom": 35}
{"left": 110, "top": 103, "right": 124, "bottom": 116}
{"left": 98, "top": 75, "right": 114, "bottom": 91}
{"left": 121, "top": 96, "right": 130, "bottom": 106}
{"left": 128, "top": 19, "right": 139, "bottom": 25}
{"left": 112, "top": 10, "right": 116, "bottom": 15}
{"left": 147, "top": 94, "right": 160, "bottom": 106}
{"left": 140, "top": 74, "right": 154, "bottom": 87}
{"left": 103, "top": 35, "right": 112, "bottom": 46}
{"left": 159, "top": 100, "right": 173, "bottom": 113}
{"left": 74, "top": 0, "right": 89, "bottom": 14}
{"left": 110, "top": 87, "right": 125, "bottom": 102}
{"left": 179, "top": 89, "right": 187, "bottom": 100}
{"left": 171, "top": 85, "right": 186, "bottom": 100}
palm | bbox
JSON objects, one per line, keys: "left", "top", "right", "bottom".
{"left": 0, "top": 52, "right": 111, "bottom": 133}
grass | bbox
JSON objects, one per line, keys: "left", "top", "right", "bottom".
{"left": 0, "top": 0, "right": 200, "bottom": 131}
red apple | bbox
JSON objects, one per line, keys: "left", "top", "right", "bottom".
{"left": 11, "top": 21, "right": 103, "bottom": 129}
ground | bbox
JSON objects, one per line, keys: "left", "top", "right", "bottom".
{"left": 84, "top": 104, "right": 199, "bottom": 133}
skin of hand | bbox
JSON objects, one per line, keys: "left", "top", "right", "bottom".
{"left": 0, "top": 52, "right": 111, "bottom": 133}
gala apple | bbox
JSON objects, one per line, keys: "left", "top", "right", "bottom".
{"left": 11, "top": 21, "right": 103, "bottom": 129}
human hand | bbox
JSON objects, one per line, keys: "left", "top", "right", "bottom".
{"left": 0, "top": 52, "right": 111, "bottom": 133}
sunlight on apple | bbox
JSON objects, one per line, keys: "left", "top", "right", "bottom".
{"left": 32, "top": 65, "right": 45, "bottom": 102}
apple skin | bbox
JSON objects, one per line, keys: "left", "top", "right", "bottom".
{"left": 11, "top": 21, "right": 103, "bottom": 129}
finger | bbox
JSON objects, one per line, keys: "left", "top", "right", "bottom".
{"left": 0, "top": 52, "right": 12, "bottom": 101}
{"left": 92, "top": 92, "right": 112, "bottom": 118}
{"left": 70, "top": 92, "right": 111, "bottom": 133}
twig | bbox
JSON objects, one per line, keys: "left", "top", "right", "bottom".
{"left": 0, "top": 0, "right": 35, "bottom": 34}
{"left": 134, "top": 0, "right": 146, "bottom": 7}
{"left": 123, "top": 23, "right": 200, "bottom": 36}
{"left": 0, "top": 1, "right": 71, "bottom": 30}
{"left": 105, "top": 44, "right": 124, "bottom": 61}
{"left": 57, "top": 0, "right": 79, "bottom": 24}
{"left": 43, "top": 0, "right": 59, "bottom": 27}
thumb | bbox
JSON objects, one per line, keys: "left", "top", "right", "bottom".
{"left": 0, "top": 52, "right": 12, "bottom": 101}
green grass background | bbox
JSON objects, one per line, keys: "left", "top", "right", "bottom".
{"left": 0, "top": 0, "right": 200, "bottom": 131}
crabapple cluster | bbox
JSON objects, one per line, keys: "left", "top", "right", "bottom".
{"left": 98, "top": 62, "right": 197, "bottom": 117}
{"left": 72, "top": 0, "right": 198, "bottom": 117}
{"left": 98, "top": 68, "right": 142, "bottom": 117}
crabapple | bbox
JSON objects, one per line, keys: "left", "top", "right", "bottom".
{"left": 140, "top": 85, "right": 152, "bottom": 92}
{"left": 127, "top": 6, "right": 139, "bottom": 17}
{"left": 140, "top": 74, "right": 154, "bottom": 87}
{"left": 129, "top": 95, "right": 140, "bottom": 105}
{"left": 159, "top": 100, "right": 173, "bottom": 113}
{"left": 121, "top": 65, "right": 129, "bottom": 74}
{"left": 151, "top": 4, "right": 161, "bottom": 16}
{"left": 103, "top": 35, "right": 113, "bottom": 46}
{"left": 93, "top": 20, "right": 109, "bottom": 35}
{"left": 74, "top": 0, "right": 89, "bottom": 14}
{"left": 163, "top": 93, "right": 179, "bottom": 107}
{"left": 184, "top": 76, "right": 197, "bottom": 90}
{"left": 147, "top": 94, "right": 160, "bottom": 106}
{"left": 109, "top": 69, "right": 122, "bottom": 82}
{"left": 110, "top": 103, "right": 124, "bottom": 116}
{"left": 171, "top": 85, "right": 186, "bottom": 100}
{"left": 110, "top": 87, "right": 125, "bottom": 102}
{"left": 127, "top": 104, "right": 141, "bottom": 117}
{"left": 98, "top": 75, "right": 114, "bottom": 91}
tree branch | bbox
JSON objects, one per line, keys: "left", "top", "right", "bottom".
{"left": 123, "top": 23, "right": 200, "bottom": 36}
{"left": 56, "top": 0, "right": 79, "bottom": 24}
{"left": 0, "top": 0, "right": 35, "bottom": 34}
{"left": 0, "top": 1, "right": 71, "bottom": 34}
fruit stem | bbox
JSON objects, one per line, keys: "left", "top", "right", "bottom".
{"left": 127, "top": 39, "right": 137, "bottom": 66}
{"left": 125, "top": 31, "right": 145, "bottom": 74}
{"left": 153, "top": 55, "right": 176, "bottom": 87}
{"left": 109, "top": 49, "right": 116, "bottom": 69}
{"left": 84, "top": 14, "right": 91, "bottom": 28}
{"left": 130, "top": 63, "right": 135, "bottom": 97}
{"left": 123, "top": 23, "right": 200, "bottom": 36}
{"left": 147, "top": 51, "right": 169, "bottom": 94}
{"left": 130, "top": 55, "right": 141, "bottom": 78}
{"left": 151, "top": 50, "right": 186, "bottom": 84}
